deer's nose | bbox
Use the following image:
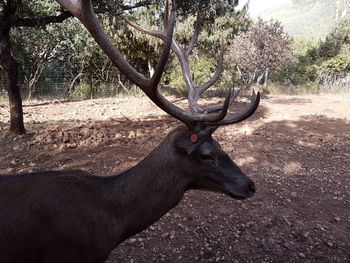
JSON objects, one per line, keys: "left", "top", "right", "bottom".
{"left": 247, "top": 181, "right": 256, "bottom": 196}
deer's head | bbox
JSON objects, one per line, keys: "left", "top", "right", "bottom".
{"left": 171, "top": 127, "right": 256, "bottom": 199}
{"left": 56, "top": 0, "right": 260, "bottom": 199}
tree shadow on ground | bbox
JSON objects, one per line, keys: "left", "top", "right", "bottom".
{"left": 271, "top": 97, "right": 313, "bottom": 105}
{"left": 22, "top": 99, "right": 72, "bottom": 107}
{"left": 0, "top": 109, "right": 349, "bottom": 263}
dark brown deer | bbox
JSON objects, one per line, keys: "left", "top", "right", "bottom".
{"left": 0, "top": 1, "right": 260, "bottom": 262}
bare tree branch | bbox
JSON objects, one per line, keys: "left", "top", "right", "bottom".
{"left": 126, "top": 13, "right": 226, "bottom": 114}
{"left": 186, "top": 11, "right": 201, "bottom": 57}
{"left": 12, "top": 11, "right": 72, "bottom": 27}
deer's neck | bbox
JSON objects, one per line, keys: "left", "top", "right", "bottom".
{"left": 108, "top": 136, "right": 189, "bottom": 243}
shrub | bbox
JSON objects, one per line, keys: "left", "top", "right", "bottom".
{"left": 227, "top": 18, "right": 294, "bottom": 85}
{"left": 169, "top": 57, "right": 216, "bottom": 87}
{"left": 168, "top": 57, "right": 232, "bottom": 97}
{"left": 68, "top": 83, "right": 93, "bottom": 100}
{"left": 263, "top": 82, "right": 319, "bottom": 95}
{"left": 319, "top": 54, "right": 350, "bottom": 72}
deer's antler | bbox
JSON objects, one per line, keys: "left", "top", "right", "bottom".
{"left": 125, "top": 4, "right": 260, "bottom": 128}
{"left": 125, "top": 10, "right": 227, "bottom": 114}
{"left": 56, "top": 0, "right": 259, "bottom": 130}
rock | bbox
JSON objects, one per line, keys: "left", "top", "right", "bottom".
{"left": 46, "top": 137, "right": 54, "bottom": 144}
{"left": 96, "top": 132, "right": 104, "bottom": 139}
{"left": 317, "top": 224, "right": 325, "bottom": 231}
{"left": 174, "top": 213, "right": 181, "bottom": 219}
{"left": 283, "top": 161, "right": 302, "bottom": 174}
{"left": 62, "top": 134, "right": 70, "bottom": 143}
{"left": 299, "top": 253, "right": 306, "bottom": 258}
{"left": 240, "top": 203, "right": 248, "bottom": 209}
{"left": 6, "top": 168, "right": 14, "bottom": 173}
{"left": 303, "top": 231, "right": 310, "bottom": 238}
{"left": 66, "top": 143, "right": 77, "bottom": 149}
{"left": 225, "top": 146, "right": 234, "bottom": 153}
{"left": 283, "top": 216, "right": 292, "bottom": 227}
{"left": 334, "top": 217, "right": 341, "bottom": 222}
{"left": 136, "top": 129, "right": 144, "bottom": 137}
{"left": 80, "top": 128, "right": 92, "bottom": 139}
{"left": 161, "top": 232, "right": 169, "bottom": 239}
{"left": 291, "top": 192, "right": 298, "bottom": 198}
{"left": 128, "top": 131, "right": 136, "bottom": 139}
{"left": 58, "top": 144, "right": 65, "bottom": 151}
{"left": 327, "top": 242, "right": 334, "bottom": 247}
{"left": 115, "top": 133, "right": 123, "bottom": 139}
{"left": 27, "top": 141, "right": 36, "bottom": 146}
{"left": 129, "top": 238, "right": 136, "bottom": 244}
{"left": 170, "top": 230, "right": 175, "bottom": 239}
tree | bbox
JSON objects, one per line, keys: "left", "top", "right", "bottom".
{"left": 0, "top": 0, "right": 152, "bottom": 134}
{"left": 227, "top": 18, "right": 294, "bottom": 85}
{"left": 0, "top": 0, "right": 71, "bottom": 134}
{"left": 122, "top": 0, "right": 250, "bottom": 101}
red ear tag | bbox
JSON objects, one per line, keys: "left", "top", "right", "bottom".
{"left": 191, "top": 134, "right": 198, "bottom": 143}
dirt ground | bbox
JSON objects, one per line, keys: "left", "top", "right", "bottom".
{"left": 0, "top": 94, "right": 349, "bottom": 263}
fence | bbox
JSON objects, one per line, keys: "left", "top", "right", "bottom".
{"left": 0, "top": 65, "right": 137, "bottom": 101}
{"left": 1, "top": 65, "right": 350, "bottom": 102}
{"left": 0, "top": 66, "right": 71, "bottom": 100}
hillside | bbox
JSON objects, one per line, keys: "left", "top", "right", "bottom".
{"left": 258, "top": 3, "right": 337, "bottom": 39}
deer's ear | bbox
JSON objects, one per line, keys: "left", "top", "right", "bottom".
{"left": 173, "top": 132, "right": 209, "bottom": 155}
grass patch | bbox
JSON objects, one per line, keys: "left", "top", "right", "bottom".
{"left": 259, "top": 82, "right": 320, "bottom": 95}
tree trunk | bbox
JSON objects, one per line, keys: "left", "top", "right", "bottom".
{"left": 27, "top": 63, "right": 44, "bottom": 100}
{"left": 147, "top": 49, "right": 155, "bottom": 77}
{"left": 0, "top": 24, "right": 26, "bottom": 134}
{"left": 264, "top": 68, "right": 269, "bottom": 87}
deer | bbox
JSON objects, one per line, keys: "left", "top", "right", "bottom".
{"left": 0, "top": 0, "right": 260, "bottom": 262}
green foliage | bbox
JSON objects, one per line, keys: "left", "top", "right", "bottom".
{"left": 168, "top": 57, "right": 217, "bottom": 95}
{"left": 123, "top": 0, "right": 251, "bottom": 77}
{"left": 309, "top": 19, "right": 350, "bottom": 60}
{"left": 272, "top": 59, "right": 319, "bottom": 85}
{"left": 292, "top": 37, "right": 318, "bottom": 57}
{"left": 17, "top": 0, "right": 60, "bottom": 17}
{"left": 273, "top": 17, "right": 350, "bottom": 87}
{"left": 68, "top": 83, "right": 94, "bottom": 100}
{"left": 165, "top": 55, "right": 234, "bottom": 97}
{"left": 319, "top": 54, "right": 350, "bottom": 72}
{"left": 68, "top": 82, "right": 116, "bottom": 100}
{"left": 4, "top": 0, "right": 252, "bottom": 100}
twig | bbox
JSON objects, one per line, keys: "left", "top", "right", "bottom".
{"left": 200, "top": 227, "right": 210, "bottom": 239}
{"left": 51, "top": 99, "right": 62, "bottom": 104}
{"left": 120, "top": 112, "right": 132, "bottom": 122}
